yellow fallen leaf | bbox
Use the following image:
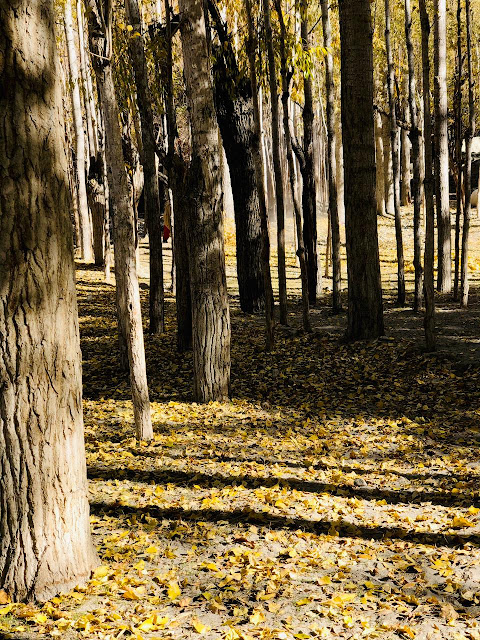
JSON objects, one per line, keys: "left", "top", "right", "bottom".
{"left": 0, "top": 591, "right": 10, "bottom": 605}
{"left": 145, "top": 546, "right": 159, "bottom": 555}
{"left": 33, "top": 613, "right": 48, "bottom": 624}
{"left": 249, "top": 609, "right": 266, "bottom": 624}
{"left": 167, "top": 581, "right": 181, "bottom": 600}
{"left": 0, "top": 604, "right": 14, "bottom": 616}
{"left": 192, "top": 617, "right": 210, "bottom": 633}
{"left": 92, "top": 565, "right": 110, "bottom": 578}
{"left": 318, "top": 576, "right": 332, "bottom": 585}
{"left": 451, "top": 516, "right": 476, "bottom": 528}
{"left": 296, "top": 597, "right": 311, "bottom": 606}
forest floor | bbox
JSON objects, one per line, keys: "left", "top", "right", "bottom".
{"left": 2, "top": 208, "right": 480, "bottom": 640}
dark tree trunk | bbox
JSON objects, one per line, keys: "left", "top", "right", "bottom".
{"left": 338, "top": 0, "right": 384, "bottom": 340}
{"left": 0, "top": 0, "right": 97, "bottom": 601}
{"left": 419, "top": 0, "right": 436, "bottom": 350}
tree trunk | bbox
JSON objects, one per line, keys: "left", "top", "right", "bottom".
{"left": 383, "top": 112, "right": 394, "bottom": 215}
{"left": 76, "top": 0, "right": 98, "bottom": 161}
{"left": 434, "top": 0, "right": 451, "bottom": 293}
{"left": 405, "top": 0, "right": 423, "bottom": 312}
{"left": 0, "top": 0, "right": 98, "bottom": 601}
{"left": 385, "top": 0, "right": 405, "bottom": 306}
{"left": 125, "top": 0, "right": 165, "bottom": 335}
{"left": 244, "top": 0, "right": 275, "bottom": 349}
{"left": 419, "top": 0, "right": 436, "bottom": 350}
{"left": 208, "top": 1, "right": 265, "bottom": 314}
{"left": 87, "top": 155, "right": 108, "bottom": 267}
{"left": 178, "top": 0, "right": 231, "bottom": 401}
{"left": 335, "top": 109, "right": 345, "bottom": 224}
{"left": 274, "top": 0, "right": 311, "bottom": 331}
{"left": 400, "top": 91, "right": 411, "bottom": 206}
{"left": 64, "top": 0, "right": 94, "bottom": 263}
{"left": 338, "top": 0, "right": 384, "bottom": 341}
{"left": 453, "top": 0, "right": 462, "bottom": 302}
{"left": 375, "top": 110, "right": 386, "bottom": 216}
{"left": 321, "top": 0, "right": 342, "bottom": 313}
{"left": 461, "top": 0, "right": 475, "bottom": 308}
{"left": 264, "top": 0, "right": 288, "bottom": 324}
{"left": 87, "top": 0, "right": 153, "bottom": 441}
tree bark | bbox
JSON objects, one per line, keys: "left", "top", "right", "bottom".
{"left": 125, "top": 0, "right": 165, "bottom": 335}
{"left": 64, "top": 0, "right": 94, "bottom": 263}
{"left": 87, "top": 0, "right": 153, "bottom": 441}
{"left": 244, "top": 0, "right": 275, "bottom": 349}
{"left": 434, "top": 0, "right": 451, "bottom": 293}
{"left": 405, "top": 0, "right": 423, "bottom": 312}
{"left": 321, "top": 0, "right": 342, "bottom": 313}
{"left": 338, "top": 0, "right": 384, "bottom": 341}
{"left": 461, "top": 0, "right": 475, "bottom": 308}
{"left": 419, "top": 0, "right": 436, "bottom": 350}
{"left": 375, "top": 110, "right": 386, "bottom": 217}
{"left": 383, "top": 112, "right": 394, "bottom": 215}
{"left": 385, "top": 0, "right": 405, "bottom": 306}
{"left": 76, "top": 0, "right": 98, "bottom": 161}
{"left": 208, "top": 1, "right": 265, "bottom": 315}
{"left": 264, "top": 0, "right": 288, "bottom": 324}
{"left": 453, "top": 0, "right": 462, "bottom": 302}
{"left": 0, "top": 0, "right": 98, "bottom": 601}
{"left": 178, "top": 0, "right": 231, "bottom": 401}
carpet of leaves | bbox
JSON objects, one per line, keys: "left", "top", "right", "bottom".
{"left": 1, "top": 212, "right": 480, "bottom": 640}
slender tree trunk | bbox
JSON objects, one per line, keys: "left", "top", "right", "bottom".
{"left": 385, "top": 0, "right": 405, "bottom": 306}
{"left": 264, "top": 0, "right": 288, "bottom": 324}
{"left": 405, "top": 0, "right": 423, "bottom": 312}
{"left": 338, "top": 0, "right": 384, "bottom": 340}
{"left": 299, "top": 0, "right": 318, "bottom": 306}
{"left": 125, "top": 0, "right": 165, "bottom": 335}
{"left": 419, "top": 0, "right": 436, "bottom": 350}
{"left": 335, "top": 109, "right": 345, "bottom": 224}
{"left": 178, "top": 0, "right": 231, "bottom": 401}
{"left": 461, "top": 0, "right": 475, "bottom": 308}
{"left": 244, "top": 0, "right": 275, "bottom": 349}
{"left": 321, "top": 0, "right": 341, "bottom": 313}
{"left": 64, "top": 0, "right": 94, "bottom": 263}
{"left": 453, "top": 0, "right": 462, "bottom": 301}
{"left": 383, "top": 112, "right": 394, "bottom": 215}
{"left": 400, "top": 88, "right": 411, "bottom": 206}
{"left": 87, "top": 0, "right": 153, "bottom": 441}
{"left": 375, "top": 110, "right": 386, "bottom": 216}
{"left": 0, "top": 0, "right": 98, "bottom": 601}
{"left": 434, "top": 0, "right": 451, "bottom": 293}
{"left": 274, "top": 0, "right": 311, "bottom": 331}
{"left": 76, "top": 0, "right": 97, "bottom": 161}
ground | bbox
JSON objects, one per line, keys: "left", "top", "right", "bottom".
{"left": 1, "top": 208, "right": 480, "bottom": 640}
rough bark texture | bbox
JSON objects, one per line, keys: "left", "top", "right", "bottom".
{"left": 244, "top": 0, "right": 275, "bottom": 349}
{"left": 125, "top": 0, "right": 165, "bottom": 335}
{"left": 208, "top": 3, "right": 265, "bottom": 314}
{"left": 385, "top": 0, "right": 405, "bottom": 306}
{"left": 419, "top": 0, "right": 436, "bottom": 350}
{"left": 461, "top": 0, "right": 475, "bottom": 308}
{"left": 405, "top": 0, "right": 423, "bottom": 312}
{"left": 382, "top": 113, "right": 394, "bottom": 216}
{"left": 434, "top": 0, "right": 451, "bottom": 293}
{"left": 87, "top": 0, "right": 153, "bottom": 441}
{"left": 0, "top": 0, "right": 98, "bottom": 601}
{"left": 375, "top": 110, "right": 386, "bottom": 217}
{"left": 64, "top": 0, "right": 94, "bottom": 263}
{"left": 321, "top": 0, "right": 342, "bottom": 313}
{"left": 179, "top": 0, "right": 231, "bottom": 401}
{"left": 453, "top": 0, "right": 462, "bottom": 302}
{"left": 264, "top": 0, "right": 288, "bottom": 324}
{"left": 76, "top": 0, "right": 97, "bottom": 160}
{"left": 338, "top": 0, "right": 384, "bottom": 341}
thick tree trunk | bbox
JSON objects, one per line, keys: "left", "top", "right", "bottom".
{"left": 321, "top": 0, "right": 342, "bottom": 313}
{"left": 405, "top": 0, "right": 423, "bottom": 312}
{"left": 338, "top": 0, "right": 384, "bottom": 341}
{"left": 274, "top": 0, "right": 311, "bottom": 331}
{"left": 419, "top": 0, "right": 436, "bottom": 350}
{"left": 0, "top": 0, "right": 97, "bottom": 601}
{"left": 64, "top": 0, "right": 94, "bottom": 263}
{"left": 264, "top": 0, "right": 288, "bottom": 324}
{"left": 244, "top": 0, "right": 275, "bottom": 349}
{"left": 208, "top": 2, "right": 265, "bottom": 314}
{"left": 434, "top": 0, "right": 451, "bottom": 293}
{"left": 125, "top": 0, "right": 165, "bottom": 335}
{"left": 375, "top": 110, "right": 386, "bottom": 217}
{"left": 87, "top": 0, "right": 153, "bottom": 441}
{"left": 178, "top": 0, "right": 231, "bottom": 401}
{"left": 461, "top": 0, "right": 475, "bottom": 308}
{"left": 385, "top": 0, "right": 405, "bottom": 306}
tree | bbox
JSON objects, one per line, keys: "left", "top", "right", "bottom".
{"left": 453, "top": 0, "right": 462, "bottom": 301}
{"left": 87, "top": 0, "right": 153, "bottom": 441}
{"left": 125, "top": 0, "right": 165, "bottom": 335}
{"left": 434, "top": 0, "right": 451, "bottom": 293}
{"left": 385, "top": 0, "right": 405, "bottom": 306}
{"left": 419, "top": 0, "right": 436, "bottom": 350}
{"left": 264, "top": 0, "right": 288, "bottom": 324}
{"left": 64, "top": 0, "right": 94, "bottom": 263}
{"left": 0, "top": 0, "right": 97, "bottom": 600}
{"left": 178, "top": 0, "right": 231, "bottom": 401}
{"left": 208, "top": 0, "right": 265, "bottom": 315}
{"left": 338, "top": 0, "right": 384, "bottom": 341}
{"left": 404, "top": 0, "right": 423, "bottom": 312}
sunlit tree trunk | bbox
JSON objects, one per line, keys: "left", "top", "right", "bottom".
{"left": 76, "top": 0, "right": 97, "bottom": 160}
{"left": 375, "top": 110, "right": 386, "bottom": 217}
{"left": 338, "top": 0, "right": 384, "bottom": 340}
{"left": 453, "top": 0, "right": 462, "bottom": 302}
{"left": 0, "top": 0, "right": 98, "bottom": 601}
